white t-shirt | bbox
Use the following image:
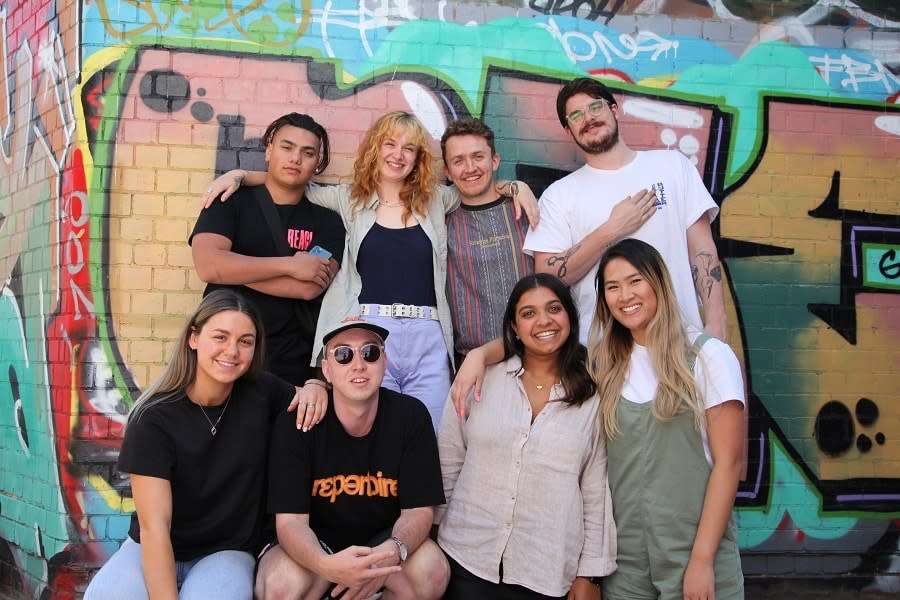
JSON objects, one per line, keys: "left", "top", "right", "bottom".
{"left": 523, "top": 150, "right": 718, "bottom": 343}
{"left": 622, "top": 331, "right": 745, "bottom": 465}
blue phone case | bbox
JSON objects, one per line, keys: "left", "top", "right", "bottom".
{"left": 309, "top": 245, "right": 332, "bottom": 260}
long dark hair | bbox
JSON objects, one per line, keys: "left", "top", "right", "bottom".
{"left": 502, "top": 273, "right": 596, "bottom": 405}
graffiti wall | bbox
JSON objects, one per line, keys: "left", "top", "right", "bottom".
{"left": 0, "top": 0, "right": 897, "bottom": 596}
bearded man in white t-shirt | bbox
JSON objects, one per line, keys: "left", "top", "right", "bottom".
{"left": 523, "top": 77, "right": 727, "bottom": 342}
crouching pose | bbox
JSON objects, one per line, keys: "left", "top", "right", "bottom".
{"left": 256, "top": 317, "right": 449, "bottom": 600}
{"left": 85, "top": 290, "right": 301, "bottom": 599}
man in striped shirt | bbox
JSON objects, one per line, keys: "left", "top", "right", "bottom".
{"left": 441, "top": 119, "right": 534, "bottom": 368}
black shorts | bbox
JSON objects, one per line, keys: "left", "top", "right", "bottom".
{"left": 443, "top": 554, "right": 566, "bottom": 600}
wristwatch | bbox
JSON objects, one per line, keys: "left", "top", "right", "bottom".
{"left": 390, "top": 535, "right": 408, "bottom": 563}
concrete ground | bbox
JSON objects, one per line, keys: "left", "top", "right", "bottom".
{"left": 745, "top": 577, "right": 898, "bottom": 599}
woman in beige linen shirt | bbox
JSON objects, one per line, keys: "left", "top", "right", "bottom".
{"left": 436, "top": 273, "right": 616, "bottom": 600}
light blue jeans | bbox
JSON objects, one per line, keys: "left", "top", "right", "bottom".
{"left": 367, "top": 315, "right": 451, "bottom": 430}
{"left": 84, "top": 537, "right": 256, "bottom": 599}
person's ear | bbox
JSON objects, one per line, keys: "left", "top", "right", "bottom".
{"left": 321, "top": 356, "right": 332, "bottom": 383}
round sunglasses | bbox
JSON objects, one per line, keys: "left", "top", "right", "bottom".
{"left": 328, "top": 343, "right": 384, "bottom": 365}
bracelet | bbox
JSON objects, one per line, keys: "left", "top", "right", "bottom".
{"left": 304, "top": 379, "right": 330, "bottom": 390}
{"left": 508, "top": 181, "right": 519, "bottom": 197}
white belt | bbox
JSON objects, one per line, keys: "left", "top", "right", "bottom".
{"left": 359, "top": 303, "right": 439, "bottom": 320}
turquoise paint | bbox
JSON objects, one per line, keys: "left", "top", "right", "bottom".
{"left": 735, "top": 434, "right": 858, "bottom": 548}
{"left": 862, "top": 244, "right": 900, "bottom": 290}
{"left": 671, "top": 42, "right": 841, "bottom": 186}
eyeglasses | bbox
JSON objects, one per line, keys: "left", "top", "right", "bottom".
{"left": 565, "top": 99, "right": 609, "bottom": 125}
{"left": 328, "top": 343, "right": 384, "bottom": 365}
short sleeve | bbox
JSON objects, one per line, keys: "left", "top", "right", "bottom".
{"left": 189, "top": 191, "right": 240, "bottom": 245}
{"left": 694, "top": 338, "right": 745, "bottom": 410}
{"left": 256, "top": 371, "right": 297, "bottom": 422}
{"left": 118, "top": 408, "right": 177, "bottom": 480}
{"left": 678, "top": 153, "right": 719, "bottom": 228}
{"left": 267, "top": 409, "right": 313, "bottom": 514}
{"left": 522, "top": 186, "right": 572, "bottom": 256}
{"left": 313, "top": 206, "right": 347, "bottom": 264}
{"left": 398, "top": 400, "right": 445, "bottom": 509}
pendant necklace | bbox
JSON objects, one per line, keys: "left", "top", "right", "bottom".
{"left": 523, "top": 371, "right": 559, "bottom": 391}
{"left": 197, "top": 393, "right": 232, "bottom": 436}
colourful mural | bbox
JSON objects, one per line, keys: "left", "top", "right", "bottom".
{"left": 0, "top": 0, "right": 898, "bottom": 597}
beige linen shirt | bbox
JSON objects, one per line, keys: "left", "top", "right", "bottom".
{"left": 436, "top": 356, "right": 617, "bottom": 596}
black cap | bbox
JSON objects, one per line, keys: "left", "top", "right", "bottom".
{"left": 321, "top": 316, "right": 390, "bottom": 347}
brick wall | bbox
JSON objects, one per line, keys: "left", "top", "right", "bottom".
{"left": 0, "top": 1, "right": 897, "bottom": 597}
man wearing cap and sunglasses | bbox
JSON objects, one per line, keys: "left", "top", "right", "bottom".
{"left": 256, "top": 317, "right": 449, "bottom": 600}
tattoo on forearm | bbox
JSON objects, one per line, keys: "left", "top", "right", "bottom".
{"left": 692, "top": 250, "right": 722, "bottom": 301}
{"left": 547, "top": 243, "right": 582, "bottom": 280}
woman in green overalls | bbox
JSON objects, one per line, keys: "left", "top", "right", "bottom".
{"left": 589, "top": 238, "right": 745, "bottom": 600}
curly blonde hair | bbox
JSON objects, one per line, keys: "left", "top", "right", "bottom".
{"left": 350, "top": 111, "right": 436, "bottom": 221}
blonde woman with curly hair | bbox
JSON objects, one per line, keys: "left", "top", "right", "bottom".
{"left": 204, "top": 111, "right": 537, "bottom": 428}
{"left": 590, "top": 238, "right": 744, "bottom": 600}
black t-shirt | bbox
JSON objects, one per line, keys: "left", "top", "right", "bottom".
{"left": 119, "top": 372, "right": 296, "bottom": 561}
{"left": 189, "top": 185, "right": 345, "bottom": 384}
{"left": 268, "top": 388, "right": 444, "bottom": 552}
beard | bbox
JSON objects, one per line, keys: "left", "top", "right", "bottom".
{"left": 573, "top": 117, "right": 620, "bottom": 155}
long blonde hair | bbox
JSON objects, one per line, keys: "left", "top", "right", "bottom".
{"left": 128, "top": 289, "right": 266, "bottom": 423}
{"left": 350, "top": 111, "right": 436, "bottom": 222}
{"left": 587, "top": 239, "right": 703, "bottom": 437}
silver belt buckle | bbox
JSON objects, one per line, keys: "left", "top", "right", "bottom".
{"left": 390, "top": 303, "right": 407, "bottom": 318}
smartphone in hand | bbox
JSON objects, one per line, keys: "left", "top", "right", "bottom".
{"left": 308, "top": 245, "right": 332, "bottom": 260}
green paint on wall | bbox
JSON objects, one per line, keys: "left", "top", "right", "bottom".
{"left": 735, "top": 434, "right": 858, "bottom": 547}
{"left": 671, "top": 42, "right": 842, "bottom": 187}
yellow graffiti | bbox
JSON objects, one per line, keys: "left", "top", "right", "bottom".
{"left": 93, "top": 0, "right": 312, "bottom": 45}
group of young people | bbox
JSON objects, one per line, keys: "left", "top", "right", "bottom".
{"left": 85, "top": 77, "right": 745, "bottom": 600}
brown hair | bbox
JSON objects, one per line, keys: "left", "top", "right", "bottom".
{"left": 128, "top": 289, "right": 265, "bottom": 423}
{"left": 439, "top": 118, "right": 496, "bottom": 164}
{"left": 556, "top": 77, "right": 618, "bottom": 128}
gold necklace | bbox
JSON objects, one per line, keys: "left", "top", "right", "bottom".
{"left": 523, "top": 371, "right": 559, "bottom": 391}
{"left": 379, "top": 200, "right": 405, "bottom": 208}
{"left": 197, "top": 393, "right": 232, "bottom": 436}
